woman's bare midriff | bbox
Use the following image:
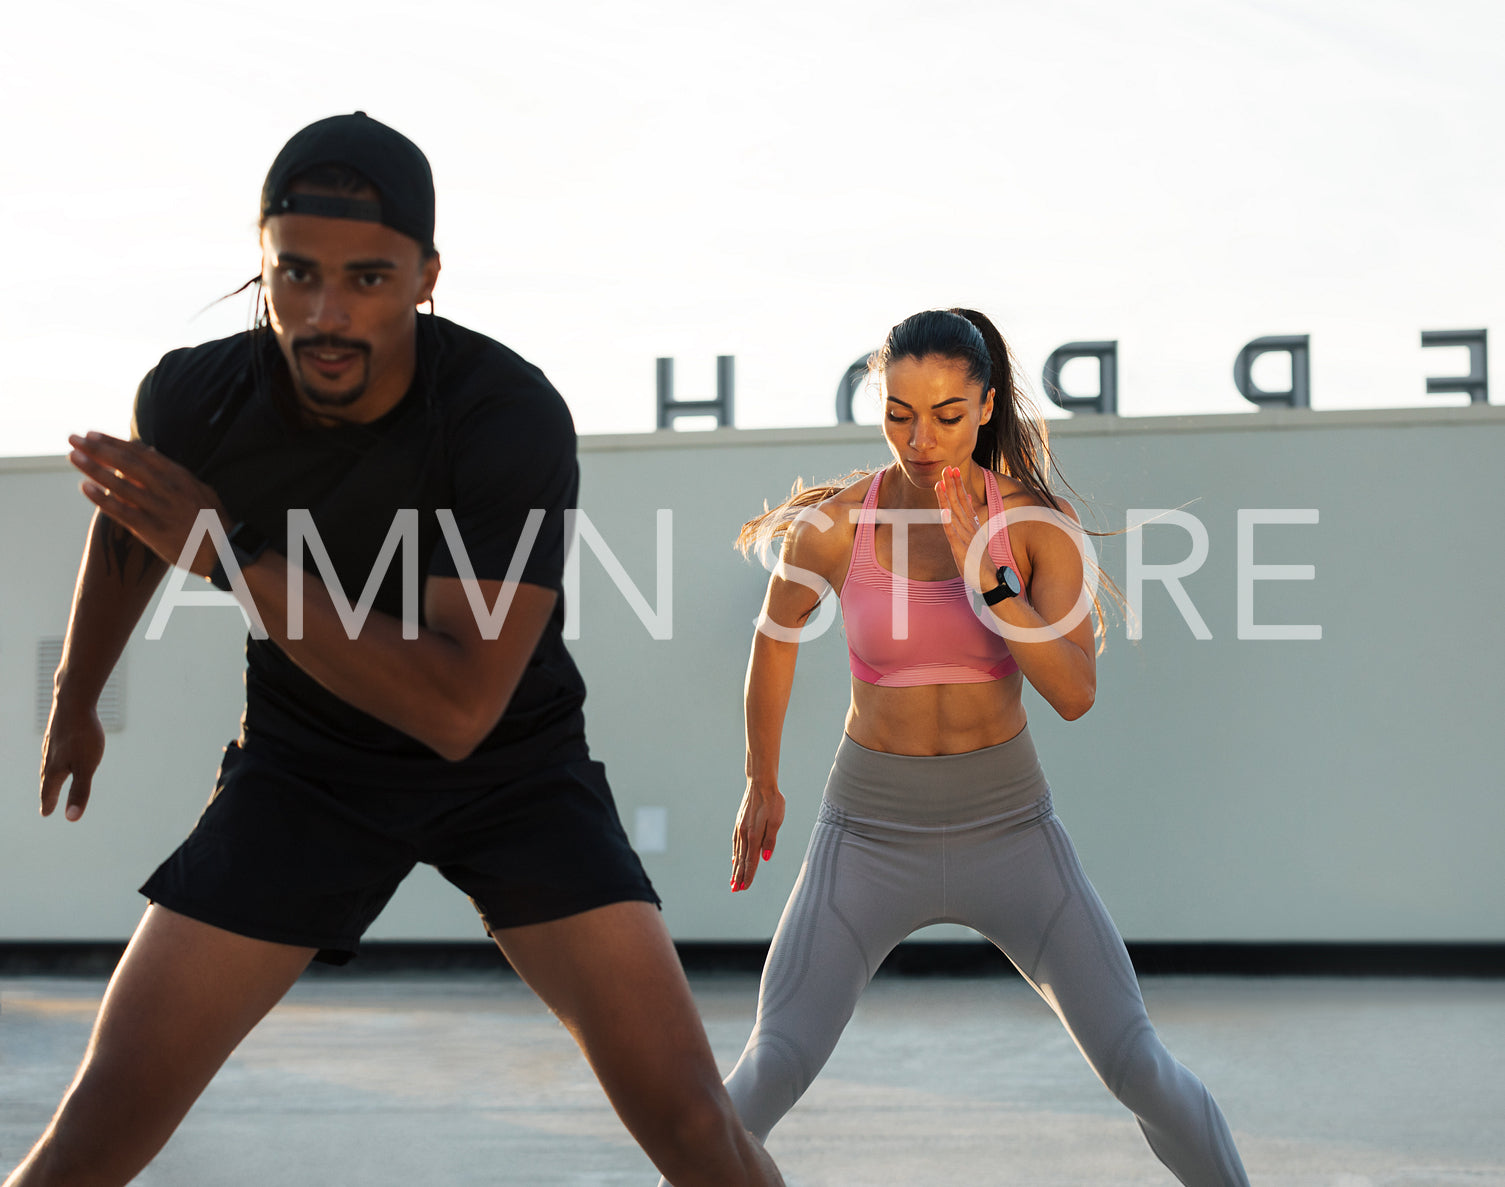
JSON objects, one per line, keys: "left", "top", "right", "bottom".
{"left": 844, "top": 671, "right": 1028, "bottom": 756}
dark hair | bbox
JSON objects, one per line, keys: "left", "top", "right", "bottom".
{"left": 738, "top": 308, "right": 1121, "bottom": 649}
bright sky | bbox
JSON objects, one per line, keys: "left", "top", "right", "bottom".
{"left": 2, "top": 0, "right": 1500, "bottom": 456}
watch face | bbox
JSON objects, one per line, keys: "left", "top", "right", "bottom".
{"left": 981, "top": 565, "right": 1022, "bottom": 606}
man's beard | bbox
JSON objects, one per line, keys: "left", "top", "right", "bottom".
{"left": 290, "top": 334, "right": 372, "bottom": 408}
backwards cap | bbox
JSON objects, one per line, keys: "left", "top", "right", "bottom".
{"left": 261, "top": 111, "right": 435, "bottom": 252}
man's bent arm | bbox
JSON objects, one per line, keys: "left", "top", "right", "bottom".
{"left": 62, "top": 430, "right": 549, "bottom": 763}
{"left": 233, "top": 554, "right": 554, "bottom": 762}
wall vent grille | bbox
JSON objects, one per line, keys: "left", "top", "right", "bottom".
{"left": 35, "top": 638, "right": 125, "bottom": 733}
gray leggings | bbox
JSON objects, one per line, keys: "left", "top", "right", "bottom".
{"left": 721, "top": 728, "right": 1249, "bottom": 1186}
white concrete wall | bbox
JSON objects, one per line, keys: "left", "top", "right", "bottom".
{"left": 3, "top": 404, "right": 1501, "bottom": 945}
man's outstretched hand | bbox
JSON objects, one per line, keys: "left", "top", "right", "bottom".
{"left": 68, "top": 432, "right": 228, "bottom": 576}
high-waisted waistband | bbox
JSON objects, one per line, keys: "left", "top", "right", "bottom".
{"left": 823, "top": 726, "right": 1050, "bottom": 826}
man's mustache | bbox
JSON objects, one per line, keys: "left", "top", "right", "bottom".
{"left": 291, "top": 335, "right": 371, "bottom": 357}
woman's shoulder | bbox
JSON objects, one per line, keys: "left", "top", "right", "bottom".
{"left": 784, "top": 470, "right": 877, "bottom": 561}
{"left": 815, "top": 468, "right": 883, "bottom": 527}
{"left": 826, "top": 468, "right": 882, "bottom": 508}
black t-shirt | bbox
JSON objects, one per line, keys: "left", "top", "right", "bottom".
{"left": 132, "top": 314, "right": 589, "bottom": 784}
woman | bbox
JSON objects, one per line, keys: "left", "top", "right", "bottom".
{"left": 720, "top": 309, "right": 1249, "bottom": 1183}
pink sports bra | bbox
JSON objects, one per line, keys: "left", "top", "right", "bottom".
{"left": 840, "top": 468, "right": 1020, "bottom": 687}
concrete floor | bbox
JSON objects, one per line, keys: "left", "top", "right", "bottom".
{"left": 2, "top": 972, "right": 1501, "bottom": 1185}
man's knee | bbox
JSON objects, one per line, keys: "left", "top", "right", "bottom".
{"left": 645, "top": 1089, "right": 753, "bottom": 1183}
{"left": 18, "top": 1062, "right": 168, "bottom": 1187}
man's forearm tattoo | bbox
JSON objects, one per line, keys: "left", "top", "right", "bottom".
{"left": 100, "top": 519, "right": 151, "bottom": 584}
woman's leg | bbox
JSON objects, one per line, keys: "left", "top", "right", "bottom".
{"left": 4, "top": 906, "right": 316, "bottom": 1187}
{"left": 960, "top": 812, "right": 1250, "bottom": 1186}
{"left": 722, "top": 807, "right": 933, "bottom": 1144}
{"left": 492, "top": 900, "right": 782, "bottom": 1187}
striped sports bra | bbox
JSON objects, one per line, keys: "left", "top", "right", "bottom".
{"left": 840, "top": 468, "right": 1020, "bottom": 687}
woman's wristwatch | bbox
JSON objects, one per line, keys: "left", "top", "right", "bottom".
{"left": 982, "top": 564, "right": 1022, "bottom": 606}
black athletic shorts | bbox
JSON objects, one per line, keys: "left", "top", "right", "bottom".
{"left": 140, "top": 740, "right": 661, "bottom": 965}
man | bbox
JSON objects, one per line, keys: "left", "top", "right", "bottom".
{"left": 7, "top": 112, "right": 781, "bottom": 1187}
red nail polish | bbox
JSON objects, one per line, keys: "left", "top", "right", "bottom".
{"left": 762, "top": 849, "right": 772, "bottom": 860}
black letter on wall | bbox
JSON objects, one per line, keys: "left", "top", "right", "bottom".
{"left": 657, "top": 356, "right": 736, "bottom": 429}
{"left": 835, "top": 355, "right": 873, "bottom": 424}
{"left": 1421, "top": 329, "right": 1488, "bottom": 404}
{"left": 1041, "top": 341, "right": 1118, "bottom": 415}
{"left": 1233, "top": 335, "right": 1310, "bottom": 409}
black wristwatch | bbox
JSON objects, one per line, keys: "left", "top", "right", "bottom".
{"left": 209, "top": 520, "right": 271, "bottom": 591}
{"left": 982, "top": 565, "right": 1022, "bottom": 606}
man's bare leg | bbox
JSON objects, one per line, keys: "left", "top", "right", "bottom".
{"left": 494, "top": 901, "right": 782, "bottom": 1187}
{"left": 5, "top": 906, "right": 315, "bottom": 1187}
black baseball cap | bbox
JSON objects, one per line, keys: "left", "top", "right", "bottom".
{"left": 261, "top": 111, "right": 436, "bottom": 253}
